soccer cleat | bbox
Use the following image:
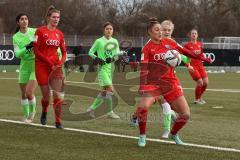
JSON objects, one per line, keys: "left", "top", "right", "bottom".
{"left": 130, "top": 116, "right": 138, "bottom": 126}
{"left": 169, "top": 134, "right": 184, "bottom": 145}
{"left": 194, "top": 99, "right": 205, "bottom": 105}
{"left": 40, "top": 112, "right": 47, "bottom": 125}
{"left": 55, "top": 122, "right": 64, "bottom": 129}
{"left": 162, "top": 130, "right": 170, "bottom": 139}
{"left": 86, "top": 108, "right": 95, "bottom": 118}
{"left": 138, "top": 135, "right": 146, "bottom": 147}
{"left": 200, "top": 99, "right": 206, "bottom": 104}
{"left": 108, "top": 111, "right": 120, "bottom": 119}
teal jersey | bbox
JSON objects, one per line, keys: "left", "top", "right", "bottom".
{"left": 12, "top": 28, "right": 36, "bottom": 72}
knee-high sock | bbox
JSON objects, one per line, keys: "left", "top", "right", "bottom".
{"left": 171, "top": 114, "right": 189, "bottom": 135}
{"left": 105, "top": 91, "right": 113, "bottom": 113}
{"left": 41, "top": 98, "right": 49, "bottom": 113}
{"left": 53, "top": 98, "right": 62, "bottom": 123}
{"left": 201, "top": 85, "right": 207, "bottom": 97}
{"left": 162, "top": 102, "right": 172, "bottom": 131}
{"left": 90, "top": 93, "right": 104, "bottom": 110}
{"left": 137, "top": 107, "right": 148, "bottom": 135}
{"left": 29, "top": 96, "right": 36, "bottom": 113}
{"left": 21, "top": 99, "right": 29, "bottom": 118}
{"left": 195, "top": 85, "right": 202, "bottom": 100}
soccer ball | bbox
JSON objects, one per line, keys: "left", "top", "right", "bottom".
{"left": 163, "top": 50, "right": 182, "bottom": 67}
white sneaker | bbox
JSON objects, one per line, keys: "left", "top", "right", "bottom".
{"left": 86, "top": 108, "right": 95, "bottom": 118}
{"left": 194, "top": 99, "right": 204, "bottom": 105}
{"left": 108, "top": 111, "right": 120, "bottom": 119}
{"left": 27, "top": 112, "right": 36, "bottom": 123}
{"left": 162, "top": 130, "right": 170, "bottom": 139}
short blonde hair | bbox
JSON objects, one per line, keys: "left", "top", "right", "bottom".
{"left": 161, "top": 20, "right": 174, "bottom": 31}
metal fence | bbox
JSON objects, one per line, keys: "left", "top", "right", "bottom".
{"left": 1, "top": 33, "right": 240, "bottom": 49}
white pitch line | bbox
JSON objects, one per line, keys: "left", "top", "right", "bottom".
{"left": 0, "top": 118, "right": 240, "bottom": 153}
{"left": 184, "top": 88, "right": 240, "bottom": 93}
{"left": 0, "top": 77, "right": 240, "bottom": 93}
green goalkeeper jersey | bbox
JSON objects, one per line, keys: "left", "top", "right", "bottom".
{"left": 88, "top": 36, "right": 120, "bottom": 70}
{"left": 88, "top": 36, "right": 120, "bottom": 86}
{"left": 12, "top": 28, "right": 36, "bottom": 73}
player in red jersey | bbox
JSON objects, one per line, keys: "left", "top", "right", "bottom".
{"left": 33, "top": 6, "right": 67, "bottom": 129}
{"left": 136, "top": 18, "right": 211, "bottom": 147}
{"left": 184, "top": 29, "right": 208, "bottom": 105}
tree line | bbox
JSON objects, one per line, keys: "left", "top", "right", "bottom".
{"left": 0, "top": 0, "right": 239, "bottom": 38}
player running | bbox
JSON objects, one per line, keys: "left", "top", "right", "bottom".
{"left": 136, "top": 18, "right": 211, "bottom": 147}
{"left": 86, "top": 22, "right": 120, "bottom": 119}
{"left": 184, "top": 29, "right": 208, "bottom": 104}
{"left": 33, "top": 6, "right": 67, "bottom": 129}
{"left": 12, "top": 13, "right": 37, "bottom": 123}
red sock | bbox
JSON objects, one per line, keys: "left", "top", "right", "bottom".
{"left": 53, "top": 98, "right": 62, "bottom": 123}
{"left": 137, "top": 107, "right": 148, "bottom": 135}
{"left": 201, "top": 85, "right": 207, "bottom": 96}
{"left": 41, "top": 98, "right": 49, "bottom": 113}
{"left": 195, "top": 85, "right": 202, "bottom": 100}
{"left": 171, "top": 114, "right": 189, "bottom": 135}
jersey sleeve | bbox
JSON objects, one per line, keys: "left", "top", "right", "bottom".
{"left": 12, "top": 36, "right": 28, "bottom": 59}
{"left": 88, "top": 39, "right": 98, "bottom": 59}
{"left": 173, "top": 40, "right": 211, "bottom": 63}
{"left": 33, "top": 28, "right": 53, "bottom": 66}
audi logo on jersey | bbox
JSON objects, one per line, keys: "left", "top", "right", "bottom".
{"left": 46, "top": 39, "right": 60, "bottom": 46}
{"left": 0, "top": 50, "right": 15, "bottom": 61}
{"left": 153, "top": 53, "right": 165, "bottom": 61}
{"left": 204, "top": 52, "right": 216, "bottom": 62}
{"left": 194, "top": 50, "right": 201, "bottom": 55}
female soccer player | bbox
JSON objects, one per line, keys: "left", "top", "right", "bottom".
{"left": 87, "top": 22, "right": 120, "bottom": 119}
{"left": 132, "top": 20, "right": 179, "bottom": 138}
{"left": 159, "top": 20, "right": 193, "bottom": 138}
{"left": 184, "top": 29, "right": 208, "bottom": 104}
{"left": 13, "top": 13, "right": 37, "bottom": 123}
{"left": 33, "top": 6, "right": 67, "bottom": 129}
{"left": 136, "top": 18, "right": 211, "bottom": 147}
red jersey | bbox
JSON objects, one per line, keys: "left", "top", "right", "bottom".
{"left": 33, "top": 26, "right": 67, "bottom": 67}
{"left": 141, "top": 40, "right": 178, "bottom": 82}
{"left": 139, "top": 39, "right": 179, "bottom": 94}
{"left": 184, "top": 41, "right": 204, "bottom": 66}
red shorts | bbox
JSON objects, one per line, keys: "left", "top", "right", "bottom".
{"left": 141, "top": 83, "right": 183, "bottom": 104}
{"left": 35, "top": 62, "right": 51, "bottom": 85}
{"left": 163, "top": 84, "right": 183, "bottom": 103}
{"left": 189, "top": 65, "right": 207, "bottom": 81}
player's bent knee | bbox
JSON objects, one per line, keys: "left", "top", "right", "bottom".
{"left": 197, "top": 80, "right": 203, "bottom": 86}
{"left": 178, "top": 112, "right": 190, "bottom": 121}
{"left": 26, "top": 92, "right": 34, "bottom": 100}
